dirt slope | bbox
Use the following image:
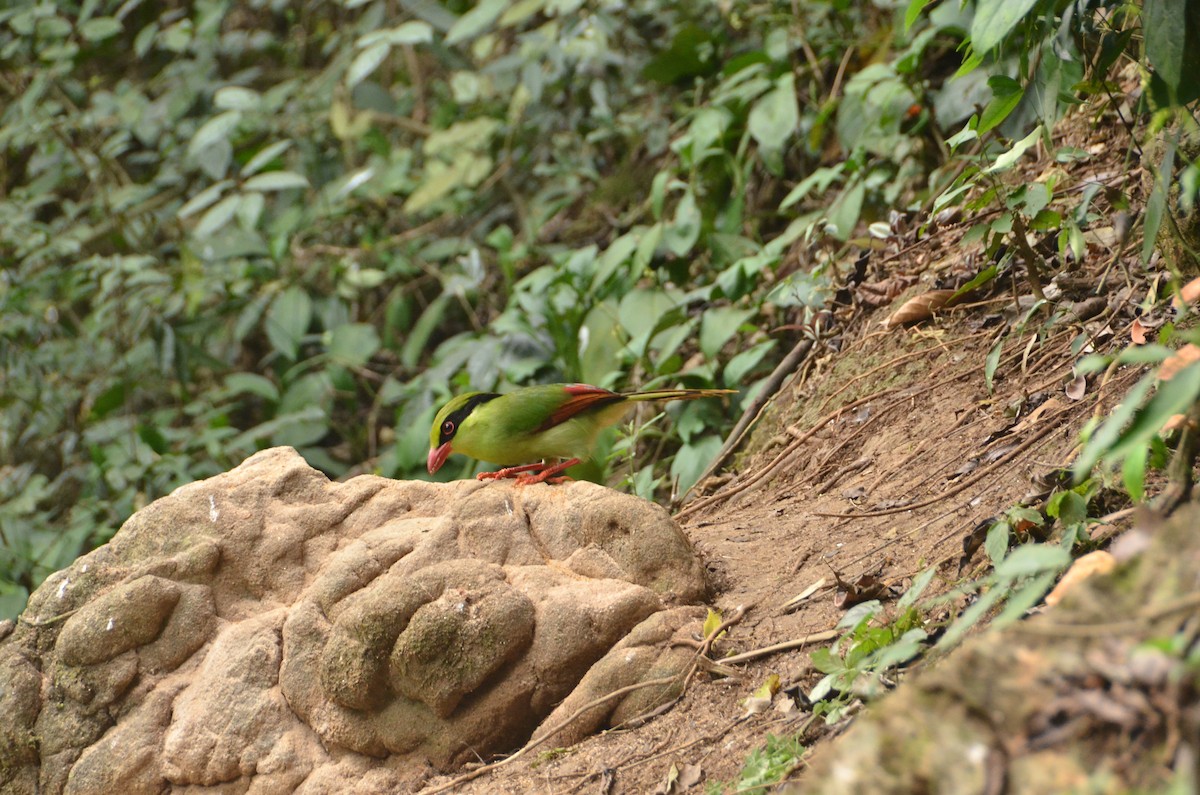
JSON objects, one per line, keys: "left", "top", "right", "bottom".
{"left": 420, "top": 96, "right": 1161, "bottom": 794}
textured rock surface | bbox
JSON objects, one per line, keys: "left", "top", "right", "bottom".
{"left": 0, "top": 447, "right": 709, "bottom": 794}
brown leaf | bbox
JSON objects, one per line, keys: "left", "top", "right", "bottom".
{"left": 1064, "top": 376, "right": 1087, "bottom": 401}
{"left": 1162, "top": 413, "right": 1190, "bottom": 433}
{"left": 1012, "top": 397, "right": 1067, "bottom": 432}
{"left": 1178, "top": 277, "right": 1200, "bottom": 306}
{"left": 884, "top": 290, "right": 957, "bottom": 327}
{"left": 1130, "top": 318, "right": 1147, "bottom": 345}
{"left": 833, "top": 571, "right": 890, "bottom": 609}
{"left": 858, "top": 275, "right": 918, "bottom": 307}
{"left": 782, "top": 577, "right": 827, "bottom": 611}
{"left": 1044, "top": 550, "right": 1116, "bottom": 606}
{"left": 1159, "top": 344, "right": 1200, "bottom": 382}
{"left": 958, "top": 519, "right": 992, "bottom": 574}
{"left": 677, "top": 763, "right": 703, "bottom": 790}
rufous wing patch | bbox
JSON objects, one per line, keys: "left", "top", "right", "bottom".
{"left": 541, "top": 386, "right": 624, "bottom": 430}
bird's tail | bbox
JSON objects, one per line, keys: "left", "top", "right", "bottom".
{"left": 621, "top": 388, "right": 736, "bottom": 403}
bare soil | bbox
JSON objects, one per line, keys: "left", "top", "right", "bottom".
{"left": 420, "top": 88, "right": 1166, "bottom": 794}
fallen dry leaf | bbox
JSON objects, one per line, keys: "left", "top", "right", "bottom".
{"left": 1064, "top": 375, "right": 1087, "bottom": 401}
{"left": 1162, "top": 413, "right": 1191, "bottom": 433}
{"left": 743, "top": 674, "right": 781, "bottom": 717}
{"left": 883, "top": 290, "right": 957, "bottom": 327}
{"left": 782, "top": 577, "right": 827, "bottom": 611}
{"left": 676, "top": 763, "right": 703, "bottom": 790}
{"left": 1045, "top": 550, "right": 1117, "bottom": 606}
{"left": 1159, "top": 344, "right": 1200, "bottom": 382}
{"left": 833, "top": 571, "right": 891, "bottom": 609}
{"left": 858, "top": 275, "right": 918, "bottom": 307}
{"left": 774, "top": 697, "right": 799, "bottom": 715}
{"left": 1012, "top": 397, "right": 1067, "bottom": 433}
{"left": 1174, "top": 276, "right": 1200, "bottom": 308}
{"left": 1130, "top": 318, "right": 1147, "bottom": 345}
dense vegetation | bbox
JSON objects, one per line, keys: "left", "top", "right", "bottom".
{"left": 1, "top": 0, "right": 1197, "bottom": 630}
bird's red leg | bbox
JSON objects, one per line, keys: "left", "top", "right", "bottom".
{"left": 515, "top": 458, "right": 581, "bottom": 486}
{"left": 477, "top": 462, "right": 548, "bottom": 481}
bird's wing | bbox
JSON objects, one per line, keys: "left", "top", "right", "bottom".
{"left": 537, "top": 385, "right": 625, "bottom": 431}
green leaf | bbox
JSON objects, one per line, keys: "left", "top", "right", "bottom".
{"left": 1122, "top": 445, "right": 1148, "bottom": 502}
{"left": 1144, "top": 0, "right": 1200, "bottom": 104}
{"left": 1049, "top": 490, "right": 1088, "bottom": 525}
{"left": 1013, "top": 182, "right": 1051, "bottom": 217}
{"left": 935, "top": 583, "right": 1007, "bottom": 652}
{"left": 985, "top": 125, "right": 1042, "bottom": 173}
{"left": 1143, "top": 140, "right": 1175, "bottom": 263}
{"left": 618, "top": 288, "right": 680, "bottom": 347}
{"left": 838, "top": 600, "right": 882, "bottom": 630}
{"left": 347, "top": 42, "right": 390, "bottom": 88}
{"left": 670, "top": 434, "right": 723, "bottom": 497}
{"left": 1029, "top": 208, "right": 1062, "bottom": 231}
{"left": 984, "top": 337, "right": 1004, "bottom": 394}
{"left": 89, "top": 382, "right": 127, "bottom": 419}
{"left": 994, "top": 543, "right": 1070, "bottom": 579}
{"left": 194, "top": 194, "right": 240, "bottom": 237}
{"left": 400, "top": 292, "right": 450, "bottom": 368}
{"left": 214, "top": 86, "right": 261, "bottom": 111}
{"left": 826, "top": 180, "right": 865, "bottom": 240}
{"left": 993, "top": 569, "right": 1058, "bottom": 628}
{"left": 724, "top": 340, "right": 777, "bottom": 385}
{"left": 225, "top": 373, "right": 279, "bottom": 402}
{"left": 446, "top": 0, "right": 507, "bottom": 45}
{"left": 634, "top": 223, "right": 663, "bottom": 270}
{"left": 703, "top": 607, "right": 724, "bottom": 639}
{"left": 327, "top": 323, "right": 381, "bottom": 367}
{"left": 970, "top": 0, "right": 1041, "bottom": 53}
{"left": 978, "top": 75, "right": 1024, "bottom": 134}
{"left": 869, "top": 627, "right": 928, "bottom": 671}
{"left": 905, "top": 0, "right": 935, "bottom": 31}
{"left": 499, "top": 0, "right": 544, "bottom": 27}
{"left": 243, "top": 171, "right": 310, "bottom": 191}
{"left": 242, "top": 141, "right": 294, "bottom": 177}
{"left": 188, "top": 110, "right": 241, "bottom": 157}
{"left": 699, "top": 306, "right": 754, "bottom": 359}
{"left": 1116, "top": 344, "right": 1176, "bottom": 366}
{"left": 747, "top": 73, "right": 798, "bottom": 154}
{"left": 780, "top": 165, "right": 843, "bottom": 210}
{"left": 265, "top": 287, "right": 313, "bottom": 361}
{"left": 951, "top": 264, "right": 999, "bottom": 303}
{"left": 897, "top": 567, "right": 937, "bottom": 610}
{"left": 664, "top": 189, "right": 701, "bottom": 256}
{"left": 591, "top": 232, "right": 639, "bottom": 290}
{"left": 177, "top": 180, "right": 233, "bottom": 219}
{"left": 79, "top": 16, "right": 121, "bottom": 41}
{"left": 236, "top": 192, "right": 265, "bottom": 229}
{"left": 1074, "top": 371, "right": 1156, "bottom": 479}
{"left": 1103, "top": 361, "right": 1200, "bottom": 468}
{"left": 985, "top": 521, "right": 1010, "bottom": 565}
{"left": 357, "top": 20, "right": 433, "bottom": 47}
{"left": 404, "top": 152, "right": 492, "bottom": 213}
{"left": 809, "top": 647, "right": 844, "bottom": 675}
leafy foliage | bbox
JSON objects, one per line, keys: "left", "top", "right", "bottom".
{"left": 0, "top": 0, "right": 1193, "bottom": 631}
{"left": 706, "top": 733, "right": 805, "bottom": 795}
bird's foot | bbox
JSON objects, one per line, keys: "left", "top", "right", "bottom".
{"left": 515, "top": 473, "right": 574, "bottom": 486}
{"left": 476, "top": 462, "right": 547, "bottom": 481}
{"left": 512, "top": 458, "right": 581, "bottom": 486}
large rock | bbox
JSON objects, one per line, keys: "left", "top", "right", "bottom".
{"left": 0, "top": 448, "right": 709, "bottom": 794}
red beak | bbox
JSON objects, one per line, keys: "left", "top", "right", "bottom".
{"left": 427, "top": 442, "right": 452, "bottom": 474}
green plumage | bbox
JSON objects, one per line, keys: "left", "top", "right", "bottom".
{"left": 427, "top": 383, "right": 734, "bottom": 477}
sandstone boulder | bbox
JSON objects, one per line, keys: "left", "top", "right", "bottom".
{"left": 0, "top": 447, "right": 709, "bottom": 794}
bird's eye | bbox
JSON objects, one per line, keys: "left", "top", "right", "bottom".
{"left": 441, "top": 420, "right": 455, "bottom": 436}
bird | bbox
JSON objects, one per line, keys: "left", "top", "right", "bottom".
{"left": 427, "top": 383, "right": 736, "bottom": 485}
